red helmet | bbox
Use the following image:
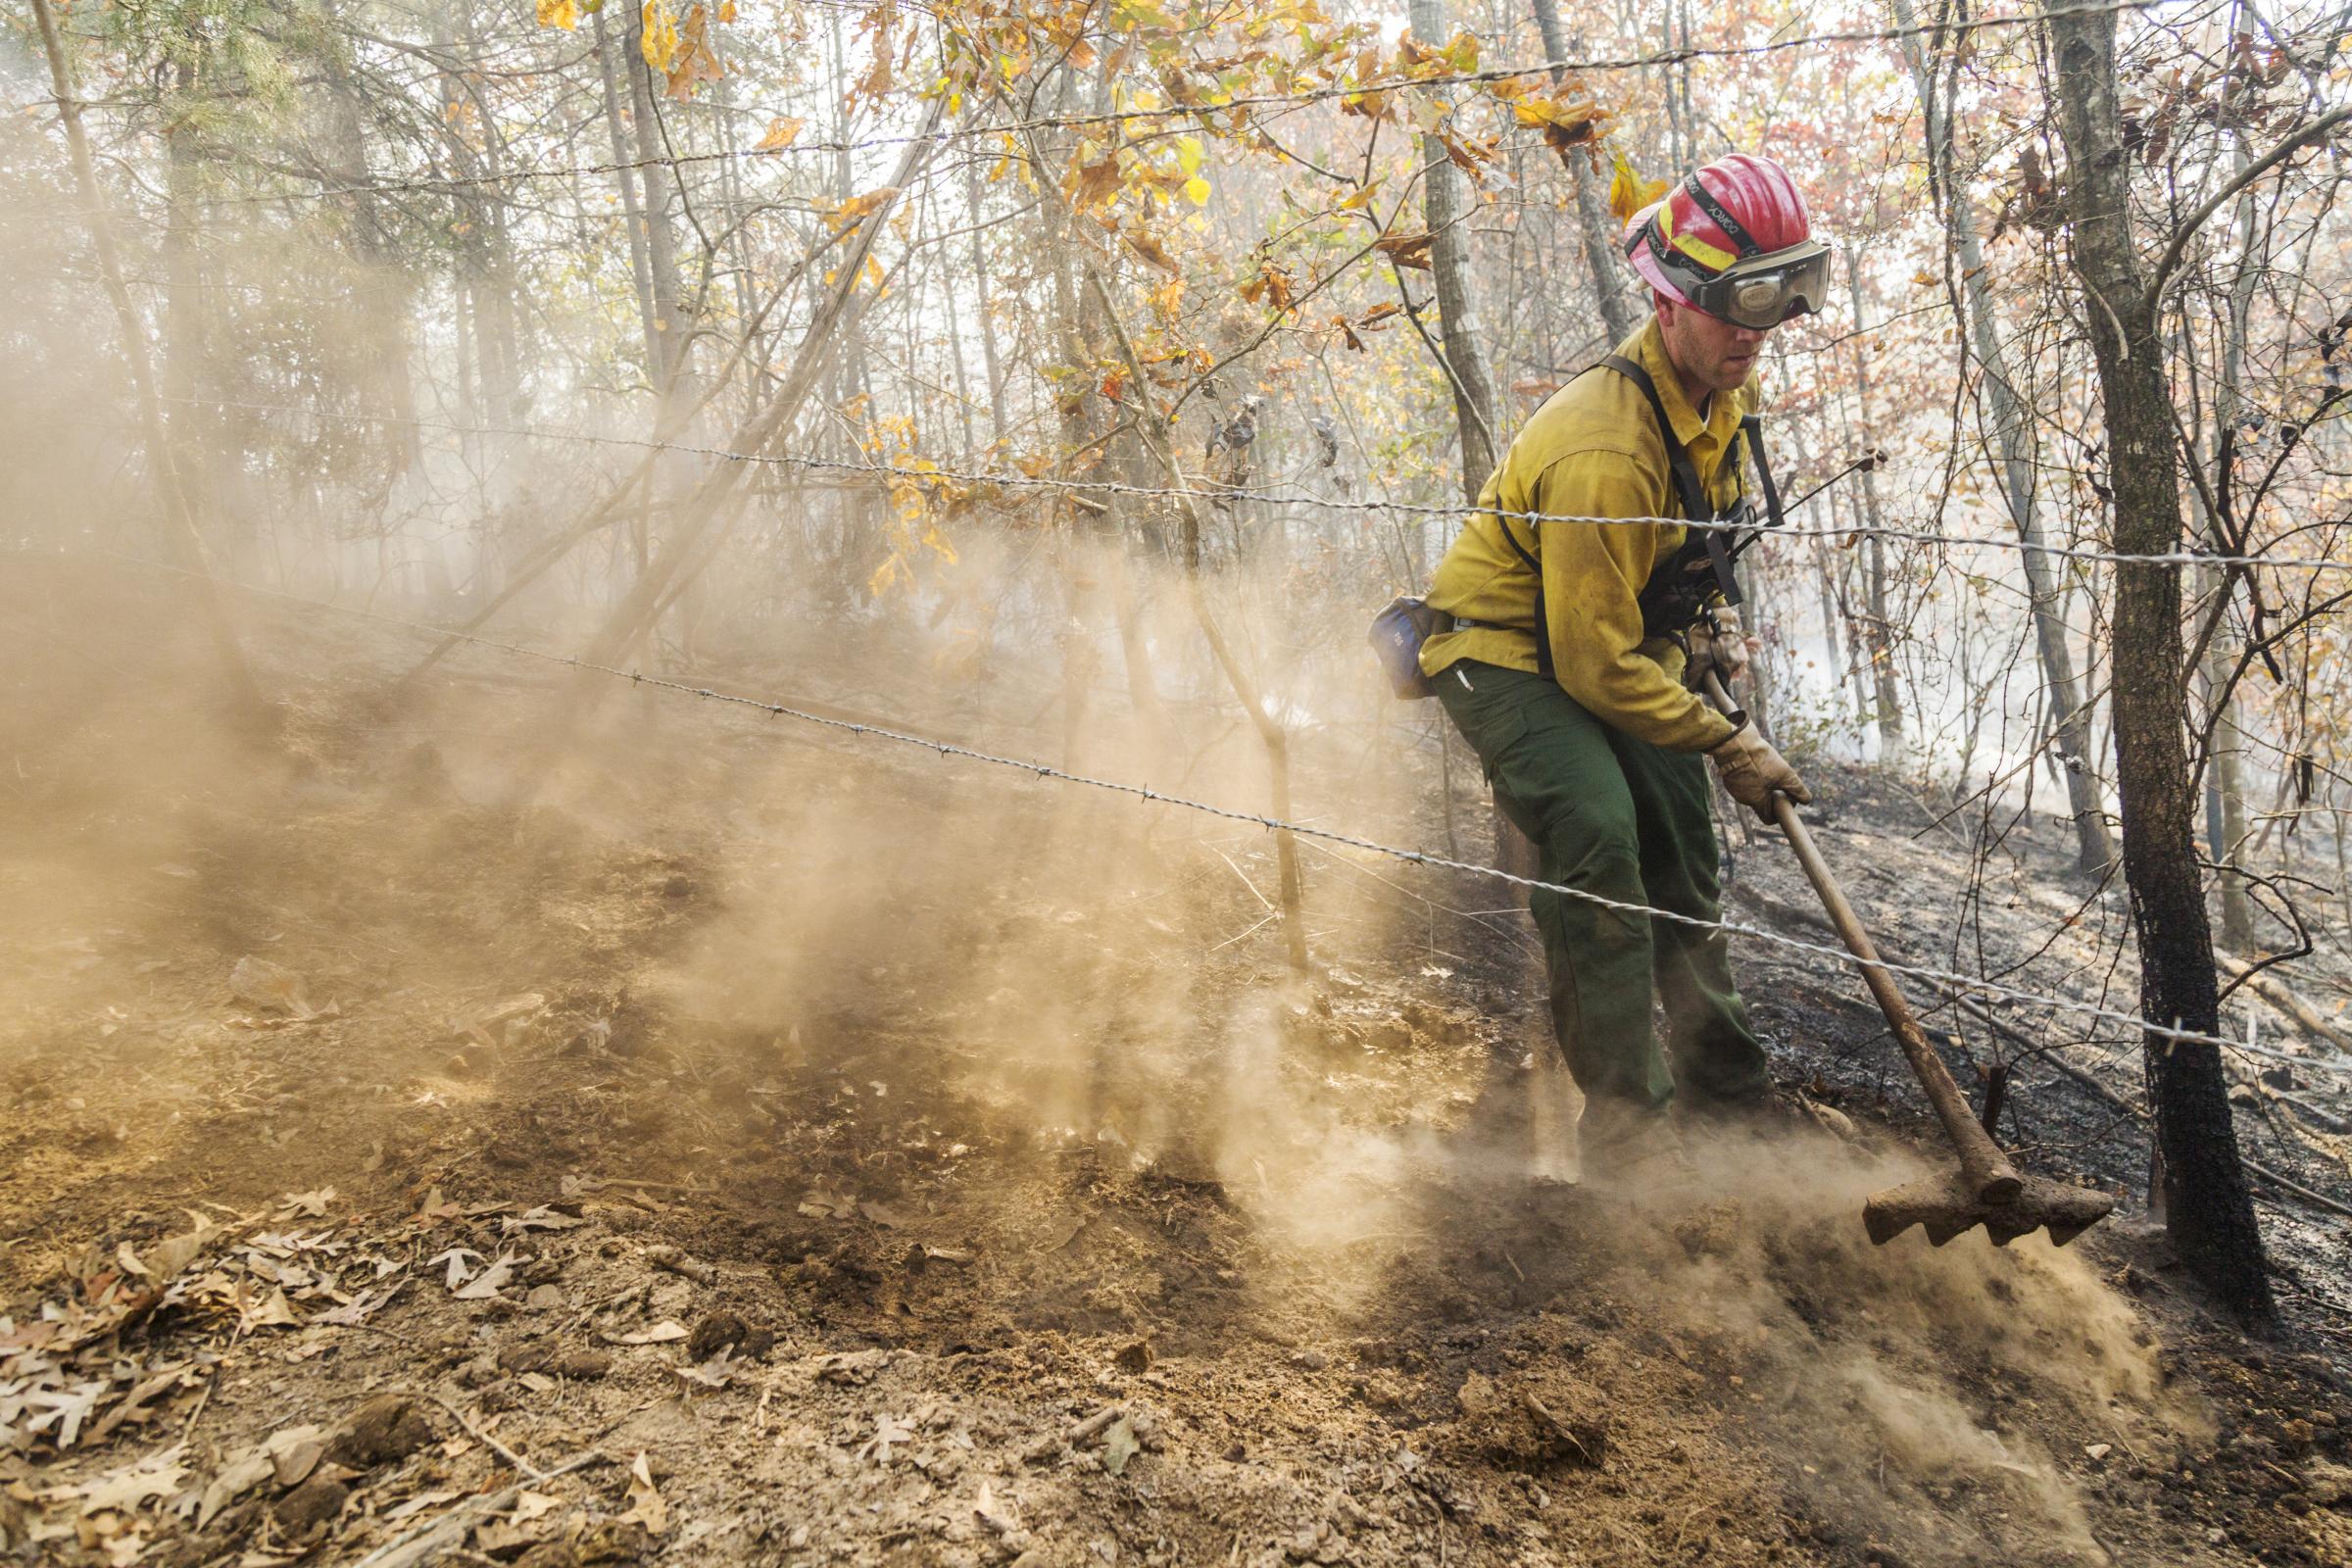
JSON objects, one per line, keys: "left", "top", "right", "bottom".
{"left": 1624, "top": 153, "right": 1829, "bottom": 329}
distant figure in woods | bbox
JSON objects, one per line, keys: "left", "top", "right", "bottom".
{"left": 1416, "top": 153, "right": 1831, "bottom": 1184}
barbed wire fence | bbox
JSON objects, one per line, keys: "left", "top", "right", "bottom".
{"left": 139, "top": 395, "right": 2352, "bottom": 575}
{"left": 22, "top": 538, "right": 2346, "bottom": 1086}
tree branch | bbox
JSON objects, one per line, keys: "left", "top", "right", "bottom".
{"left": 2144, "top": 107, "right": 2352, "bottom": 308}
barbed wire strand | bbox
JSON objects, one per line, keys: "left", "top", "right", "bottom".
{"left": 38, "top": 540, "right": 2349, "bottom": 1078}
{"left": 166, "top": 395, "right": 2352, "bottom": 574}
{"left": 35, "top": 1, "right": 2168, "bottom": 211}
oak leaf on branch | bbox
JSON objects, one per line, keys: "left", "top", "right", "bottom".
{"left": 1373, "top": 230, "right": 1435, "bottom": 270}
{"left": 827, "top": 186, "right": 903, "bottom": 234}
{"left": 1066, "top": 154, "right": 1124, "bottom": 212}
{"left": 1514, "top": 94, "right": 1605, "bottom": 148}
{"left": 662, "top": 4, "right": 725, "bottom": 99}
{"left": 1237, "top": 263, "right": 1296, "bottom": 311}
{"left": 1121, "top": 227, "right": 1182, "bottom": 275}
{"left": 640, "top": 0, "right": 680, "bottom": 73}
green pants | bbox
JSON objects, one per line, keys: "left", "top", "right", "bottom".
{"left": 1435, "top": 661, "right": 1771, "bottom": 1146}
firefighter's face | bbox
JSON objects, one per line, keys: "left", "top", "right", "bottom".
{"left": 1657, "top": 296, "right": 1771, "bottom": 397}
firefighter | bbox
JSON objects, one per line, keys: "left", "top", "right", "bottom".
{"left": 1417, "top": 152, "right": 1830, "bottom": 1182}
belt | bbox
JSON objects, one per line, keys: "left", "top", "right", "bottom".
{"left": 1449, "top": 615, "right": 1525, "bottom": 634}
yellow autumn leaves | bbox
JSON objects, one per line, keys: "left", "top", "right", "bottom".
{"left": 534, "top": 0, "right": 728, "bottom": 102}
{"left": 1607, "top": 151, "right": 1672, "bottom": 223}
{"left": 1176, "top": 135, "right": 1209, "bottom": 209}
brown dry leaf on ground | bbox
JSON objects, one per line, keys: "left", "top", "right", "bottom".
{"left": 619, "top": 1452, "right": 666, "bottom": 1534}
{"left": 52, "top": 1445, "right": 185, "bottom": 1517}
{"left": 604, "top": 1321, "right": 687, "bottom": 1346}
{"left": 453, "top": 1251, "right": 517, "bottom": 1299}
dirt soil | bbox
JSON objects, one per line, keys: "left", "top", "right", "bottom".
{"left": 5, "top": 570, "right": 2352, "bottom": 1568}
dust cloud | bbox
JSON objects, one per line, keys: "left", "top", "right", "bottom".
{"left": 5, "top": 392, "right": 2190, "bottom": 1568}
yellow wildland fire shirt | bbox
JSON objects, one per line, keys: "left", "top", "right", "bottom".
{"left": 1418, "top": 319, "right": 1752, "bottom": 754}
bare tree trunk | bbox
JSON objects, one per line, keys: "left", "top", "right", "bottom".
{"left": 708, "top": 48, "right": 759, "bottom": 351}
{"left": 2045, "top": 3, "right": 2272, "bottom": 1323}
{"left": 1841, "top": 256, "right": 1904, "bottom": 757}
{"left": 1015, "top": 119, "right": 1309, "bottom": 971}
{"left": 1107, "top": 547, "right": 1171, "bottom": 756}
{"left": 395, "top": 248, "right": 817, "bottom": 686}
{"left": 1894, "top": 0, "right": 2114, "bottom": 873}
{"left": 622, "top": 0, "right": 687, "bottom": 391}
{"left": 2192, "top": 536, "right": 2256, "bottom": 951}
{"left": 1411, "top": 0, "right": 1534, "bottom": 890}
{"left": 30, "top": 0, "right": 266, "bottom": 722}
{"left": 461, "top": 0, "right": 520, "bottom": 416}
{"left": 1527, "top": 0, "right": 1637, "bottom": 344}
{"left": 2205, "top": 143, "right": 2261, "bottom": 952}
{"left": 561, "top": 108, "right": 943, "bottom": 686}
{"left": 162, "top": 60, "right": 211, "bottom": 547}
{"left": 594, "top": 1, "right": 662, "bottom": 384}
{"left": 432, "top": 1, "right": 516, "bottom": 422}
{"left": 318, "top": 10, "right": 422, "bottom": 481}
{"left": 1407, "top": 0, "right": 1502, "bottom": 494}
{"left": 1044, "top": 66, "right": 1107, "bottom": 773}
{"left": 964, "top": 155, "right": 1009, "bottom": 447}
{"left": 925, "top": 183, "right": 978, "bottom": 456}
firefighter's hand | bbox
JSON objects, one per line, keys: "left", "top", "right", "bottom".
{"left": 1687, "top": 607, "right": 1757, "bottom": 681}
{"left": 1708, "top": 718, "right": 1811, "bottom": 820}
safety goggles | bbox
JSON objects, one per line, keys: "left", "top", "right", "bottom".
{"left": 1683, "top": 240, "right": 1832, "bottom": 330}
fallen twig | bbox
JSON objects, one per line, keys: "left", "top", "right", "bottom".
{"left": 2222, "top": 957, "right": 2352, "bottom": 1055}
{"left": 2244, "top": 1158, "right": 2352, "bottom": 1218}
{"left": 178, "top": 1367, "right": 218, "bottom": 1441}
{"left": 642, "top": 1244, "right": 716, "bottom": 1286}
{"left": 1066, "top": 1404, "right": 1124, "bottom": 1444}
{"left": 418, "top": 1392, "right": 555, "bottom": 1483}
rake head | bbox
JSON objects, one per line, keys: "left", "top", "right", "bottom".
{"left": 1864, "top": 1167, "right": 2116, "bottom": 1249}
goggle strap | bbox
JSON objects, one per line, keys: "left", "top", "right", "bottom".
{"left": 1642, "top": 221, "right": 1719, "bottom": 296}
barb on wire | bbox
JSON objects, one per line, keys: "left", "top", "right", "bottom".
{"left": 160, "top": 394, "right": 2352, "bottom": 575}
{"left": 36, "top": 539, "right": 2349, "bottom": 1077}
{"left": 45, "top": 2, "right": 2159, "bottom": 212}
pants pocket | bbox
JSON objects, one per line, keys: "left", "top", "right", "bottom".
{"left": 1473, "top": 708, "right": 1530, "bottom": 786}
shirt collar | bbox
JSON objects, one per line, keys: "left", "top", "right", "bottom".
{"left": 1629, "top": 318, "right": 1736, "bottom": 449}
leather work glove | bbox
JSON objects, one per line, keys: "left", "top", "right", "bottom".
{"left": 1686, "top": 605, "right": 1756, "bottom": 681}
{"left": 1708, "top": 716, "right": 1811, "bottom": 820}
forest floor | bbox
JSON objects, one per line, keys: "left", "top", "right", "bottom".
{"left": 5, "top": 565, "right": 2352, "bottom": 1568}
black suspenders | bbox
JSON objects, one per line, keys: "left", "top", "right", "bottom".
{"left": 1494, "top": 511, "right": 1553, "bottom": 680}
{"left": 1496, "top": 355, "right": 1783, "bottom": 665}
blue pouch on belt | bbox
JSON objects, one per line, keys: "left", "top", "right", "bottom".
{"left": 1368, "top": 596, "right": 1443, "bottom": 700}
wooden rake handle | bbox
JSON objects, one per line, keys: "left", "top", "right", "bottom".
{"left": 1701, "top": 669, "right": 2022, "bottom": 1205}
